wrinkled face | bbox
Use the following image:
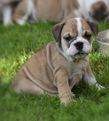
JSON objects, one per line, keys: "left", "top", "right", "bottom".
{"left": 53, "top": 18, "right": 94, "bottom": 60}
{"left": 89, "top": 1, "right": 109, "bottom": 21}
{"left": 61, "top": 18, "right": 93, "bottom": 60}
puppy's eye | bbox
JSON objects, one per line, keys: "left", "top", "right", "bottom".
{"left": 63, "top": 35, "right": 72, "bottom": 41}
{"left": 83, "top": 32, "right": 92, "bottom": 40}
{"left": 63, "top": 35, "right": 76, "bottom": 42}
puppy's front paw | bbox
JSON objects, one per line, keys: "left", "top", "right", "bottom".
{"left": 60, "top": 93, "right": 75, "bottom": 106}
{"left": 16, "top": 19, "right": 26, "bottom": 26}
{"left": 95, "top": 83, "right": 105, "bottom": 90}
{"left": 4, "top": 21, "right": 13, "bottom": 27}
{"left": 61, "top": 96, "right": 72, "bottom": 106}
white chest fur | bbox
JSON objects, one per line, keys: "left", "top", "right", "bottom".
{"left": 72, "top": 58, "right": 88, "bottom": 74}
{"left": 69, "top": 58, "right": 88, "bottom": 88}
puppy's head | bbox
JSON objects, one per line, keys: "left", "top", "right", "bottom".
{"left": 53, "top": 17, "right": 97, "bottom": 61}
{"left": 89, "top": 0, "right": 109, "bottom": 22}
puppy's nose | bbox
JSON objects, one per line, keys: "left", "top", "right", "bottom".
{"left": 74, "top": 42, "right": 83, "bottom": 51}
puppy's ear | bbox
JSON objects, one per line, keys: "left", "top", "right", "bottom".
{"left": 87, "top": 21, "right": 99, "bottom": 35}
{"left": 52, "top": 22, "right": 65, "bottom": 42}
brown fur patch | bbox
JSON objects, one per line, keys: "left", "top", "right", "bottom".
{"left": 90, "top": 1, "right": 108, "bottom": 21}
{"left": 81, "top": 19, "right": 92, "bottom": 33}
{"left": 61, "top": 18, "right": 78, "bottom": 38}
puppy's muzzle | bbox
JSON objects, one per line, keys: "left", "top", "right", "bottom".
{"left": 74, "top": 42, "right": 83, "bottom": 51}
{"left": 74, "top": 41, "right": 89, "bottom": 56}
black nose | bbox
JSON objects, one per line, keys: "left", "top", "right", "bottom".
{"left": 74, "top": 42, "right": 83, "bottom": 51}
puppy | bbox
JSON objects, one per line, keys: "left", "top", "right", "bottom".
{"left": 12, "top": 17, "right": 104, "bottom": 105}
{"left": 75, "top": 0, "right": 109, "bottom": 23}
{"left": 13, "top": 0, "right": 109, "bottom": 25}
{"left": 0, "top": 0, "right": 20, "bottom": 26}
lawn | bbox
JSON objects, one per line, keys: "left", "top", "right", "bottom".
{"left": 0, "top": 22, "right": 109, "bottom": 121}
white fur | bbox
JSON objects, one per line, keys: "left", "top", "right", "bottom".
{"left": 61, "top": 38, "right": 73, "bottom": 61}
{"left": 16, "top": 16, "right": 27, "bottom": 25}
{"left": 75, "top": 0, "right": 109, "bottom": 23}
{"left": 75, "top": 18, "right": 82, "bottom": 35}
{"left": 16, "top": 0, "right": 37, "bottom": 25}
{"left": 74, "top": 0, "right": 96, "bottom": 22}
{"left": 3, "top": 5, "right": 13, "bottom": 26}
{"left": 66, "top": 37, "right": 92, "bottom": 57}
{"left": 84, "top": 69, "right": 105, "bottom": 90}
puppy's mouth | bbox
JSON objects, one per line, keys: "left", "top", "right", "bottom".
{"left": 71, "top": 51, "right": 89, "bottom": 59}
{"left": 74, "top": 51, "right": 89, "bottom": 56}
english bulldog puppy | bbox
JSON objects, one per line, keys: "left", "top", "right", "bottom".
{"left": 75, "top": 0, "right": 109, "bottom": 23}
{"left": 12, "top": 18, "right": 104, "bottom": 105}
{"left": 0, "top": 0, "right": 21, "bottom": 26}
{"left": 13, "top": 0, "right": 109, "bottom": 25}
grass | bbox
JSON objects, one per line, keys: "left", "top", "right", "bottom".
{"left": 0, "top": 22, "right": 109, "bottom": 121}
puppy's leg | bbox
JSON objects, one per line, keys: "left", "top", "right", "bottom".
{"left": 13, "top": 0, "right": 35, "bottom": 25}
{"left": 61, "top": 0, "right": 76, "bottom": 20}
{"left": 12, "top": 78, "right": 44, "bottom": 95}
{"left": 12, "top": 75, "right": 44, "bottom": 95}
{"left": 55, "top": 67, "right": 74, "bottom": 106}
{"left": 84, "top": 65, "right": 104, "bottom": 90}
{"left": 3, "top": 5, "right": 13, "bottom": 26}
